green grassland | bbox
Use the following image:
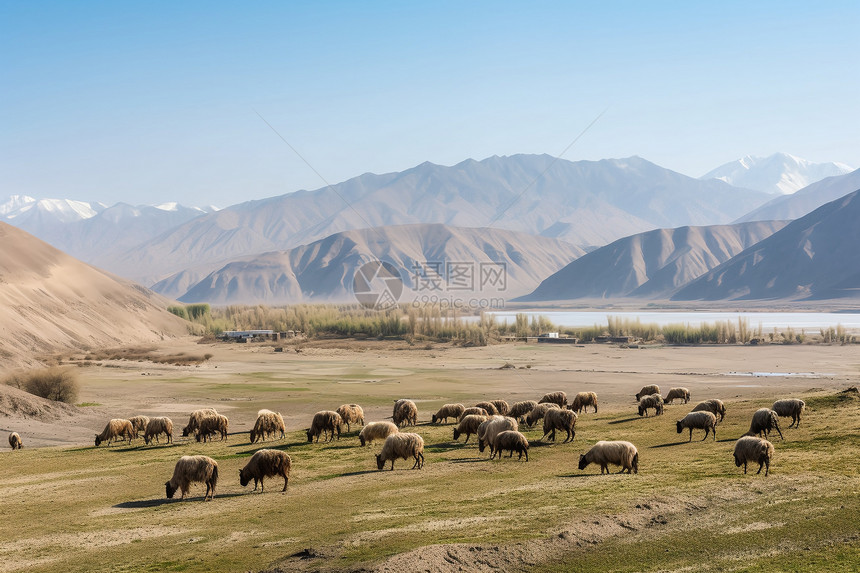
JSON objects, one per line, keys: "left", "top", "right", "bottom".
{"left": 1, "top": 387, "right": 858, "bottom": 572}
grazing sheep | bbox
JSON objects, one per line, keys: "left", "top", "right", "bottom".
{"left": 459, "top": 406, "right": 489, "bottom": 421}
{"left": 392, "top": 400, "right": 418, "bottom": 428}
{"left": 336, "top": 404, "right": 365, "bottom": 432}
{"left": 478, "top": 416, "right": 519, "bottom": 453}
{"left": 376, "top": 433, "right": 425, "bottom": 470}
{"left": 94, "top": 419, "right": 135, "bottom": 446}
{"left": 733, "top": 436, "right": 775, "bottom": 476}
{"left": 525, "top": 402, "right": 560, "bottom": 427}
{"left": 578, "top": 441, "right": 639, "bottom": 474}
{"left": 635, "top": 385, "right": 660, "bottom": 401}
{"left": 676, "top": 411, "right": 717, "bottom": 441}
{"left": 250, "top": 410, "right": 286, "bottom": 443}
{"left": 181, "top": 408, "right": 219, "bottom": 437}
{"left": 539, "top": 391, "right": 567, "bottom": 408}
{"left": 569, "top": 392, "right": 598, "bottom": 414}
{"left": 638, "top": 394, "right": 664, "bottom": 417}
{"left": 432, "top": 403, "right": 465, "bottom": 424}
{"left": 144, "top": 417, "right": 174, "bottom": 445}
{"left": 8, "top": 432, "right": 22, "bottom": 450}
{"left": 474, "top": 401, "right": 499, "bottom": 416}
{"left": 239, "top": 449, "right": 292, "bottom": 493}
{"left": 542, "top": 408, "right": 578, "bottom": 443}
{"left": 508, "top": 400, "right": 537, "bottom": 422}
{"left": 692, "top": 399, "right": 726, "bottom": 423}
{"left": 746, "top": 408, "right": 784, "bottom": 441}
{"left": 359, "top": 421, "right": 399, "bottom": 446}
{"left": 306, "top": 410, "right": 342, "bottom": 443}
{"left": 453, "top": 414, "right": 489, "bottom": 443}
{"left": 664, "top": 387, "right": 691, "bottom": 404}
{"left": 491, "top": 430, "right": 529, "bottom": 461}
{"left": 772, "top": 399, "right": 806, "bottom": 428}
{"left": 165, "top": 455, "right": 218, "bottom": 501}
{"left": 490, "top": 400, "right": 510, "bottom": 416}
{"left": 128, "top": 415, "right": 150, "bottom": 437}
{"left": 195, "top": 414, "right": 229, "bottom": 443}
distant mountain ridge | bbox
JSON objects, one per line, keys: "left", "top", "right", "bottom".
{"left": 701, "top": 152, "right": 853, "bottom": 195}
{"left": 172, "top": 223, "right": 584, "bottom": 304}
{"left": 94, "top": 154, "right": 771, "bottom": 287}
{"left": 673, "top": 189, "right": 860, "bottom": 301}
{"left": 516, "top": 221, "right": 788, "bottom": 301}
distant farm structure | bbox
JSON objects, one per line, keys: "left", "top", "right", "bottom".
{"left": 218, "top": 330, "right": 300, "bottom": 342}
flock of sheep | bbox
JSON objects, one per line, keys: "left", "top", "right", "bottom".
{"left": 4, "top": 387, "right": 807, "bottom": 500}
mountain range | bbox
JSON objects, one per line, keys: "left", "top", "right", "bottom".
{"left": 517, "top": 220, "right": 789, "bottom": 301}
{"left": 173, "top": 223, "right": 584, "bottom": 304}
{"left": 701, "top": 153, "right": 853, "bottom": 195}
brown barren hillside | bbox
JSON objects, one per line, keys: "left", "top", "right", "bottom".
{"left": 0, "top": 222, "right": 188, "bottom": 368}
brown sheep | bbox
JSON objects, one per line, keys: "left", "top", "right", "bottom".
{"left": 181, "top": 408, "right": 219, "bottom": 437}
{"left": 569, "top": 392, "right": 598, "bottom": 414}
{"left": 459, "top": 406, "right": 489, "bottom": 421}
{"left": 95, "top": 419, "right": 135, "bottom": 446}
{"left": 306, "top": 410, "right": 342, "bottom": 442}
{"left": 539, "top": 391, "right": 567, "bottom": 408}
{"left": 393, "top": 400, "right": 418, "bottom": 428}
{"left": 525, "top": 402, "right": 560, "bottom": 427}
{"left": 772, "top": 399, "right": 805, "bottom": 428}
{"left": 239, "top": 449, "right": 292, "bottom": 492}
{"left": 542, "top": 408, "right": 577, "bottom": 443}
{"left": 376, "top": 433, "right": 425, "bottom": 470}
{"left": 733, "top": 436, "right": 774, "bottom": 476}
{"left": 128, "top": 415, "right": 150, "bottom": 437}
{"left": 491, "top": 430, "right": 529, "bottom": 461}
{"left": 336, "top": 404, "right": 365, "bottom": 432}
{"left": 508, "top": 400, "right": 537, "bottom": 422}
{"left": 165, "top": 455, "right": 218, "bottom": 501}
{"left": 250, "top": 410, "right": 286, "bottom": 443}
{"left": 664, "top": 387, "right": 691, "bottom": 404}
{"left": 453, "top": 414, "right": 489, "bottom": 443}
{"left": 432, "top": 403, "right": 466, "bottom": 424}
{"left": 635, "top": 384, "right": 660, "bottom": 401}
{"left": 474, "top": 401, "right": 499, "bottom": 416}
{"left": 692, "top": 399, "right": 726, "bottom": 423}
{"left": 144, "top": 417, "right": 174, "bottom": 445}
{"left": 9, "top": 432, "right": 23, "bottom": 450}
{"left": 638, "top": 394, "right": 664, "bottom": 417}
{"left": 195, "top": 414, "right": 229, "bottom": 443}
{"left": 490, "top": 400, "right": 510, "bottom": 416}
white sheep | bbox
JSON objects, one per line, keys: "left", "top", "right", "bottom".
{"left": 144, "top": 417, "right": 174, "bottom": 445}
{"left": 239, "top": 449, "right": 292, "bottom": 492}
{"left": 491, "top": 430, "right": 529, "bottom": 461}
{"left": 635, "top": 384, "right": 660, "bottom": 401}
{"left": 359, "top": 421, "right": 399, "bottom": 446}
{"left": 490, "top": 400, "right": 510, "bottom": 416}
{"left": 459, "top": 406, "right": 489, "bottom": 421}
{"left": 250, "top": 410, "right": 286, "bottom": 443}
{"left": 432, "top": 403, "right": 465, "bottom": 424}
{"left": 525, "top": 403, "right": 560, "bottom": 427}
{"left": 692, "top": 399, "right": 726, "bottom": 423}
{"left": 676, "top": 411, "right": 717, "bottom": 441}
{"left": 336, "top": 404, "right": 365, "bottom": 432}
{"left": 772, "top": 399, "right": 806, "bottom": 428}
{"left": 306, "top": 410, "right": 342, "bottom": 443}
{"left": 376, "top": 433, "right": 425, "bottom": 470}
{"left": 453, "top": 414, "right": 489, "bottom": 443}
{"left": 508, "top": 400, "right": 537, "bottom": 422}
{"left": 539, "top": 391, "right": 567, "bottom": 408}
{"left": 393, "top": 400, "right": 418, "bottom": 428}
{"left": 569, "top": 392, "right": 598, "bottom": 414}
{"left": 8, "top": 432, "right": 23, "bottom": 450}
{"left": 478, "top": 416, "right": 519, "bottom": 454}
{"left": 95, "top": 419, "right": 135, "bottom": 446}
{"left": 664, "top": 387, "right": 691, "bottom": 404}
{"left": 638, "top": 394, "right": 664, "bottom": 417}
{"left": 733, "top": 436, "right": 774, "bottom": 476}
{"left": 181, "top": 408, "right": 219, "bottom": 437}
{"left": 746, "top": 408, "right": 784, "bottom": 441}
{"left": 541, "top": 408, "right": 578, "bottom": 443}
{"left": 578, "top": 441, "right": 639, "bottom": 474}
{"left": 195, "top": 414, "right": 229, "bottom": 442}
{"left": 165, "top": 455, "right": 219, "bottom": 501}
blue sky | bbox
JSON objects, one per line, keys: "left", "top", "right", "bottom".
{"left": 2, "top": 1, "right": 858, "bottom": 207}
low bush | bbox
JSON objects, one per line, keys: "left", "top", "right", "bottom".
{"left": 3, "top": 367, "right": 80, "bottom": 403}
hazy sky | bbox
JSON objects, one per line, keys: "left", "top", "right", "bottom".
{"left": 2, "top": 1, "right": 858, "bottom": 207}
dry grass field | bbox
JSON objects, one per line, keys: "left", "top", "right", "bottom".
{"left": 1, "top": 338, "right": 859, "bottom": 572}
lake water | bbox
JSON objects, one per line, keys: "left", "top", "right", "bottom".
{"left": 485, "top": 310, "right": 860, "bottom": 330}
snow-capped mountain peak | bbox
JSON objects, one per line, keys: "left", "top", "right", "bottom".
{"left": 701, "top": 152, "right": 854, "bottom": 195}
